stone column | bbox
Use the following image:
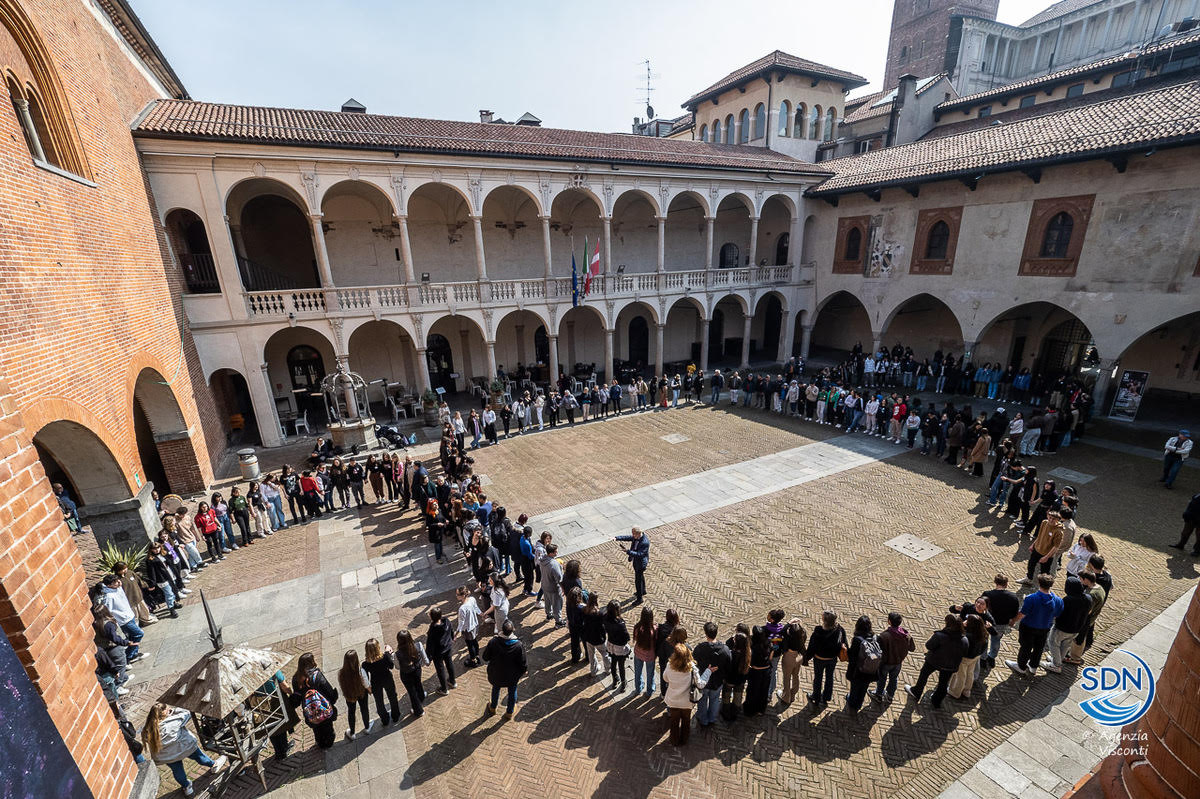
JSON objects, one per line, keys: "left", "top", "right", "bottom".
{"left": 548, "top": 334, "right": 560, "bottom": 380}
{"left": 655, "top": 323, "right": 665, "bottom": 378}
{"left": 748, "top": 216, "right": 760, "bottom": 268}
{"left": 603, "top": 328, "right": 614, "bottom": 384}
{"left": 256, "top": 362, "right": 284, "bottom": 447}
{"left": 486, "top": 340, "right": 498, "bottom": 381}
{"left": 1090, "top": 588, "right": 1200, "bottom": 799}
{"left": 872, "top": 333, "right": 884, "bottom": 355}
{"left": 415, "top": 347, "right": 432, "bottom": 391}
{"left": 566, "top": 321, "right": 576, "bottom": 368}
{"left": 705, "top": 216, "right": 715, "bottom": 271}
{"left": 800, "top": 324, "right": 813, "bottom": 359}
{"left": 700, "top": 319, "right": 711, "bottom": 372}
{"left": 459, "top": 329, "right": 473, "bottom": 386}
{"left": 12, "top": 98, "right": 46, "bottom": 161}
{"left": 779, "top": 309, "right": 796, "bottom": 362}
{"left": 961, "top": 339, "right": 978, "bottom": 360}
{"left": 395, "top": 214, "right": 415, "bottom": 282}
{"left": 471, "top": 215, "right": 488, "bottom": 281}
{"left": 540, "top": 215, "right": 553, "bottom": 280}
{"left": 740, "top": 314, "right": 752, "bottom": 368}
{"left": 309, "top": 213, "right": 336, "bottom": 289}
{"left": 656, "top": 216, "right": 666, "bottom": 273}
{"left": 1091, "top": 357, "right": 1118, "bottom": 412}
{"left": 602, "top": 216, "right": 613, "bottom": 276}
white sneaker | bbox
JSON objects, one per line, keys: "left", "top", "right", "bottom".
{"left": 211, "top": 755, "right": 228, "bottom": 773}
{"left": 116, "top": 686, "right": 130, "bottom": 696}
{"left": 123, "top": 672, "right": 134, "bottom": 681}
{"left": 183, "top": 785, "right": 194, "bottom": 797}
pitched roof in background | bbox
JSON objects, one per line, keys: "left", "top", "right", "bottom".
{"left": 936, "top": 29, "right": 1200, "bottom": 113}
{"left": 667, "top": 112, "right": 694, "bottom": 135}
{"left": 842, "top": 76, "right": 950, "bottom": 126}
{"left": 95, "top": 0, "right": 189, "bottom": 99}
{"left": 1020, "top": 0, "right": 1104, "bottom": 27}
{"left": 133, "top": 100, "right": 832, "bottom": 174}
{"left": 684, "top": 50, "right": 868, "bottom": 109}
{"left": 809, "top": 77, "right": 1200, "bottom": 195}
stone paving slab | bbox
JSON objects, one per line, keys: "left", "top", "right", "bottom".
{"left": 937, "top": 585, "right": 1195, "bottom": 799}
{"left": 534, "top": 433, "right": 907, "bottom": 555}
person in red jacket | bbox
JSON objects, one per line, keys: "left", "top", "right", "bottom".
{"left": 194, "top": 501, "right": 225, "bottom": 563}
{"left": 299, "top": 471, "right": 323, "bottom": 520}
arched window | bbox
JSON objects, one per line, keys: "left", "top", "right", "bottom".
{"left": 794, "top": 104, "right": 807, "bottom": 138}
{"left": 809, "top": 105, "right": 822, "bottom": 139}
{"left": 753, "top": 103, "right": 766, "bottom": 139}
{"left": 1, "top": 10, "right": 89, "bottom": 178}
{"left": 844, "top": 227, "right": 862, "bottom": 262}
{"left": 775, "top": 233, "right": 790, "bottom": 265}
{"left": 698, "top": 123, "right": 708, "bottom": 142}
{"left": 738, "top": 109, "right": 750, "bottom": 143}
{"left": 778, "top": 100, "right": 791, "bottom": 136}
{"left": 719, "top": 242, "right": 740, "bottom": 268}
{"left": 724, "top": 114, "right": 735, "bottom": 144}
{"left": 824, "top": 107, "right": 837, "bottom": 141}
{"left": 1040, "top": 212, "right": 1074, "bottom": 257}
{"left": 711, "top": 119, "right": 721, "bottom": 143}
{"left": 925, "top": 220, "right": 950, "bottom": 259}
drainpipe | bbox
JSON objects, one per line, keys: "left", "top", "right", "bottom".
{"left": 765, "top": 73, "right": 774, "bottom": 149}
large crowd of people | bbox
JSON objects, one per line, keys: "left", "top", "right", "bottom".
{"left": 88, "top": 339, "right": 1192, "bottom": 787}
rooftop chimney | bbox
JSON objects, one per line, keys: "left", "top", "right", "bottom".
{"left": 895, "top": 74, "right": 918, "bottom": 110}
{"left": 341, "top": 98, "right": 366, "bottom": 114}
{"left": 479, "top": 109, "right": 494, "bottom": 124}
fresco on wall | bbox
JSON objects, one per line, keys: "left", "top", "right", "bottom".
{"left": 0, "top": 633, "right": 93, "bottom": 799}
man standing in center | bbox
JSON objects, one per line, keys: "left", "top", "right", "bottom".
{"left": 614, "top": 527, "right": 650, "bottom": 605}
{"left": 1006, "top": 573, "right": 1064, "bottom": 677}
{"left": 692, "top": 621, "right": 731, "bottom": 728}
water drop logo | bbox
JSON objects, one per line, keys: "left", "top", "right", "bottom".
{"left": 1079, "top": 649, "right": 1156, "bottom": 727}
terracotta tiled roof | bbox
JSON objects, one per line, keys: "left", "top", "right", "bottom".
{"left": 684, "top": 50, "right": 867, "bottom": 108}
{"left": 95, "top": 0, "right": 188, "bottom": 98}
{"left": 936, "top": 30, "right": 1200, "bottom": 113}
{"left": 842, "top": 76, "right": 951, "bottom": 126}
{"left": 667, "top": 112, "right": 694, "bottom": 134}
{"left": 1020, "top": 0, "right": 1103, "bottom": 28}
{"left": 133, "top": 100, "right": 831, "bottom": 174}
{"left": 808, "top": 77, "right": 1200, "bottom": 195}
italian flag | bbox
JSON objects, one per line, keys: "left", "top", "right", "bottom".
{"left": 584, "top": 238, "right": 601, "bottom": 295}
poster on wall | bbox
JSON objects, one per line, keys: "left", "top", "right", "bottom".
{"left": 0, "top": 632, "right": 93, "bottom": 799}
{"left": 1108, "top": 369, "right": 1150, "bottom": 421}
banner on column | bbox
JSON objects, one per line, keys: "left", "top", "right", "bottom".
{"left": 1108, "top": 369, "right": 1149, "bottom": 421}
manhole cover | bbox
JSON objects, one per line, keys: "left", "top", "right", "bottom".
{"left": 660, "top": 433, "right": 691, "bottom": 444}
{"left": 476, "top": 474, "right": 493, "bottom": 486}
{"left": 1047, "top": 467, "right": 1096, "bottom": 485}
{"left": 884, "top": 534, "right": 943, "bottom": 562}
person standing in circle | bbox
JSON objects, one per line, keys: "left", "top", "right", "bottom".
{"left": 614, "top": 527, "right": 650, "bottom": 605}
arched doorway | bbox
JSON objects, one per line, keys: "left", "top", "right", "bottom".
{"left": 165, "top": 208, "right": 218, "bottom": 294}
{"left": 880, "top": 294, "right": 965, "bottom": 358}
{"left": 534, "top": 326, "right": 550, "bottom": 366}
{"left": 752, "top": 294, "right": 784, "bottom": 361}
{"left": 225, "top": 178, "right": 319, "bottom": 290}
{"left": 811, "top": 292, "right": 872, "bottom": 359}
{"left": 775, "top": 233, "right": 790, "bottom": 266}
{"left": 558, "top": 305, "right": 606, "bottom": 379}
{"left": 976, "top": 302, "right": 1096, "bottom": 378}
{"left": 664, "top": 298, "right": 705, "bottom": 369}
{"left": 628, "top": 316, "right": 649, "bottom": 367}
{"left": 494, "top": 309, "right": 551, "bottom": 382}
{"left": 31, "top": 422, "right": 126, "bottom": 507}
{"left": 1038, "top": 318, "right": 1097, "bottom": 375}
{"left": 321, "top": 180, "right": 403, "bottom": 286}
{"left": 709, "top": 308, "right": 725, "bottom": 359}
{"left": 265, "top": 326, "right": 337, "bottom": 432}
{"left": 210, "top": 368, "right": 260, "bottom": 446}
{"left": 1109, "top": 310, "right": 1200, "bottom": 422}
{"left": 132, "top": 368, "right": 205, "bottom": 495}
{"left": 426, "top": 333, "right": 455, "bottom": 393}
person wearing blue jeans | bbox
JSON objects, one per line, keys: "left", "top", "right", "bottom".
{"left": 1160, "top": 431, "right": 1192, "bottom": 489}
{"left": 692, "top": 622, "right": 730, "bottom": 727}
{"left": 482, "top": 620, "right": 526, "bottom": 719}
{"left": 872, "top": 613, "right": 915, "bottom": 701}
{"left": 144, "top": 703, "right": 227, "bottom": 796}
{"left": 709, "top": 370, "right": 724, "bottom": 405}
{"left": 101, "top": 575, "right": 145, "bottom": 661}
{"left": 803, "top": 611, "right": 846, "bottom": 706}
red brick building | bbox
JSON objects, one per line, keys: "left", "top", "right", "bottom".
{"left": 883, "top": 0, "right": 999, "bottom": 87}
{"left": 0, "top": 1, "right": 218, "bottom": 797}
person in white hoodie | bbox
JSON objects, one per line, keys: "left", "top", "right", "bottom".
{"left": 456, "top": 584, "right": 482, "bottom": 667}
{"left": 100, "top": 574, "right": 144, "bottom": 663}
{"left": 864, "top": 395, "right": 881, "bottom": 436}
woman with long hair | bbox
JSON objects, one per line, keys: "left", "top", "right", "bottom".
{"left": 843, "top": 615, "right": 877, "bottom": 713}
{"left": 632, "top": 606, "right": 657, "bottom": 695}
{"left": 803, "top": 610, "right": 847, "bottom": 708}
{"left": 654, "top": 608, "right": 680, "bottom": 698}
{"left": 662, "top": 644, "right": 710, "bottom": 746}
{"left": 425, "top": 498, "right": 450, "bottom": 564}
{"left": 742, "top": 626, "right": 774, "bottom": 716}
{"left": 291, "top": 652, "right": 339, "bottom": 749}
{"left": 566, "top": 586, "right": 586, "bottom": 665}
{"left": 1065, "top": 533, "right": 1100, "bottom": 577}
{"left": 363, "top": 638, "right": 401, "bottom": 725}
{"left": 582, "top": 591, "right": 608, "bottom": 677}
{"left": 484, "top": 573, "right": 511, "bottom": 632}
{"left": 193, "top": 500, "right": 224, "bottom": 563}
{"left": 141, "top": 702, "right": 228, "bottom": 796}
{"left": 338, "top": 649, "right": 372, "bottom": 740}
{"left": 603, "top": 600, "right": 630, "bottom": 692}
{"left": 394, "top": 630, "right": 428, "bottom": 718}
{"left": 947, "top": 615, "right": 988, "bottom": 700}
{"left": 210, "top": 491, "right": 237, "bottom": 553}
{"left": 366, "top": 454, "right": 386, "bottom": 504}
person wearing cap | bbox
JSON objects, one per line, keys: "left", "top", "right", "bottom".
{"left": 1160, "top": 430, "right": 1192, "bottom": 489}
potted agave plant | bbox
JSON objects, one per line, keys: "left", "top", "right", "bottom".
{"left": 421, "top": 388, "right": 440, "bottom": 426}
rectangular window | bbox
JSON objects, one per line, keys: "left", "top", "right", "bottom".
{"left": 1066, "top": 82, "right": 1084, "bottom": 98}
{"left": 1111, "top": 70, "right": 1142, "bottom": 88}
{"left": 856, "top": 140, "right": 871, "bottom": 154}
{"left": 1019, "top": 94, "right": 1036, "bottom": 108}
{"left": 977, "top": 105, "right": 992, "bottom": 118}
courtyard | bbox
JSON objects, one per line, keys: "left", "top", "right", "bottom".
{"left": 116, "top": 401, "right": 1197, "bottom": 799}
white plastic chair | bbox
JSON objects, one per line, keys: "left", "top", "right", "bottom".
{"left": 293, "top": 410, "right": 311, "bottom": 435}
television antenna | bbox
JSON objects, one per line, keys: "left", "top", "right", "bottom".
{"left": 638, "top": 59, "right": 659, "bottom": 120}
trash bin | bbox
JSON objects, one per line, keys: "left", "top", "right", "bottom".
{"left": 237, "top": 447, "right": 260, "bottom": 480}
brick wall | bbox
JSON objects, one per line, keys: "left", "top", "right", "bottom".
{"left": 883, "top": 0, "right": 999, "bottom": 88}
{"left": 0, "top": 373, "right": 136, "bottom": 799}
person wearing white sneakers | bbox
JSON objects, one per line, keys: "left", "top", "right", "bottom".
{"left": 142, "top": 702, "right": 228, "bottom": 796}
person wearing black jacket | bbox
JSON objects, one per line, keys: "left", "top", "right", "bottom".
{"left": 1044, "top": 575, "right": 1092, "bottom": 673}
{"left": 582, "top": 594, "right": 608, "bottom": 677}
{"left": 290, "top": 653, "right": 338, "bottom": 749}
{"left": 778, "top": 618, "right": 808, "bottom": 705}
{"left": 843, "top": 615, "right": 878, "bottom": 713}
{"left": 483, "top": 621, "right": 527, "bottom": 719}
{"left": 363, "top": 638, "right": 402, "bottom": 724}
{"left": 982, "top": 574, "right": 1021, "bottom": 668}
{"left": 693, "top": 621, "right": 732, "bottom": 726}
{"left": 602, "top": 601, "right": 631, "bottom": 691}
{"left": 654, "top": 608, "right": 679, "bottom": 697}
{"left": 280, "top": 465, "right": 305, "bottom": 524}
{"left": 145, "top": 542, "right": 180, "bottom": 619}
{"left": 904, "top": 615, "right": 968, "bottom": 709}
{"left": 346, "top": 459, "right": 366, "bottom": 507}
{"left": 803, "top": 610, "right": 847, "bottom": 707}
{"left": 1170, "top": 491, "right": 1200, "bottom": 555}
{"left": 426, "top": 608, "right": 457, "bottom": 693}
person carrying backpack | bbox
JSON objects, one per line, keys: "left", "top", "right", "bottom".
{"left": 844, "top": 615, "right": 882, "bottom": 713}
{"left": 290, "top": 652, "right": 338, "bottom": 749}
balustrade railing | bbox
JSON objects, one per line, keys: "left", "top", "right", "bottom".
{"left": 242, "top": 265, "right": 801, "bottom": 318}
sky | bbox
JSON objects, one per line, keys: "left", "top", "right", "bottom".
{"left": 130, "top": 0, "right": 1057, "bottom": 132}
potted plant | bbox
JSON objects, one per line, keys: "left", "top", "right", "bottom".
{"left": 97, "top": 542, "right": 147, "bottom": 574}
{"left": 489, "top": 377, "right": 505, "bottom": 407}
{"left": 421, "top": 388, "right": 439, "bottom": 426}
